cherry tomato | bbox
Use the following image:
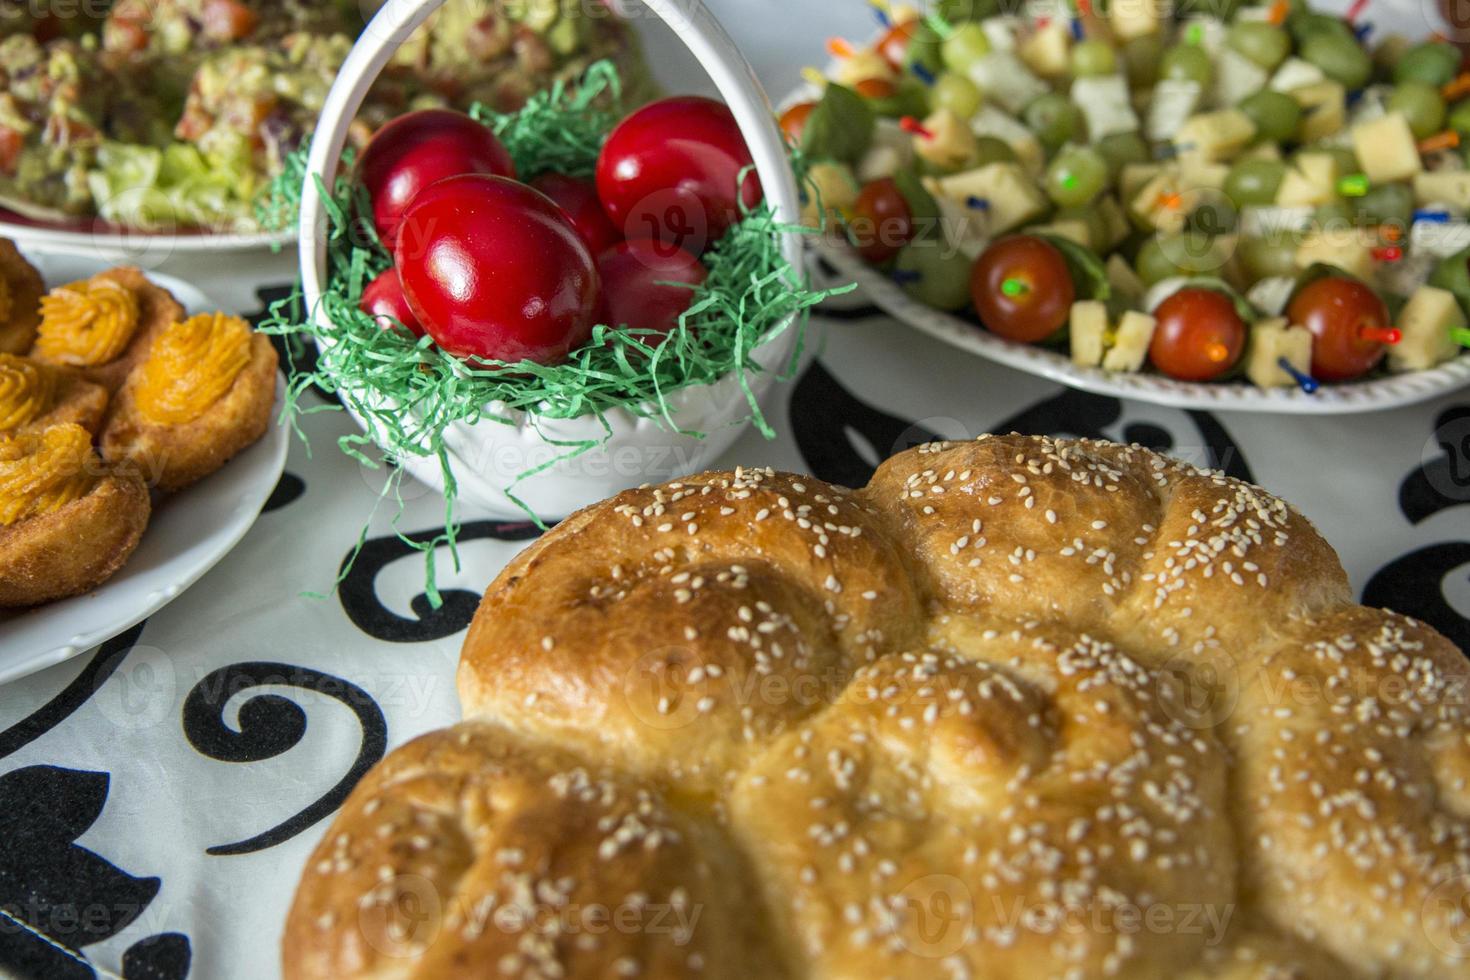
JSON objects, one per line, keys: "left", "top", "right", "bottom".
{"left": 779, "top": 102, "right": 816, "bottom": 144}
{"left": 0, "top": 126, "right": 21, "bottom": 176}
{"left": 1286, "top": 276, "right": 1391, "bottom": 382}
{"left": 596, "top": 96, "right": 761, "bottom": 254}
{"left": 531, "top": 173, "right": 622, "bottom": 255}
{"left": 395, "top": 175, "right": 599, "bottom": 364}
{"left": 850, "top": 178, "right": 914, "bottom": 264}
{"left": 877, "top": 20, "right": 919, "bottom": 69}
{"left": 971, "top": 236, "right": 1075, "bottom": 343}
{"left": 1149, "top": 288, "right": 1247, "bottom": 382}
{"left": 360, "top": 267, "right": 423, "bottom": 337}
{"left": 855, "top": 78, "right": 898, "bottom": 100}
{"left": 597, "top": 240, "right": 708, "bottom": 342}
{"left": 201, "top": 0, "right": 260, "bottom": 41}
{"left": 357, "top": 109, "right": 515, "bottom": 253}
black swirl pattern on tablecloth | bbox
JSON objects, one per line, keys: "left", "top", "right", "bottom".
{"left": 0, "top": 765, "right": 190, "bottom": 980}
{"left": 181, "top": 663, "right": 387, "bottom": 856}
{"left": 789, "top": 360, "right": 1252, "bottom": 487}
{"left": 338, "top": 520, "right": 546, "bottom": 643}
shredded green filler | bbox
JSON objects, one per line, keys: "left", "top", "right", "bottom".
{"left": 259, "top": 61, "right": 852, "bottom": 605}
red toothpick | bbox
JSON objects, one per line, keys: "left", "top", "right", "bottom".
{"left": 1360, "top": 326, "right": 1402, "bottom": 344}
{"left": 1267, "top": 0, "right": 1289, "bottom": 24}
{"left": 1419, "top": 130, "right": 1461, "bottom": 154}
{"left": 1372, "top": 245, "right": 1404, "bottom": 262}
{"left": 1345, "top": 0, "right": 1369, "bottom": 22}
{"left": 900, "top": 115, "right": 935, "bottom": 139}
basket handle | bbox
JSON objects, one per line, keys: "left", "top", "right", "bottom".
{"left": 298, "top": 0, "right": 804, "bottom": 313}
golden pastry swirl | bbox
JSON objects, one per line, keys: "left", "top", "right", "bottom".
{"left": 34, "top": 277, "right": 140, "bottom": 366}
{"left": 0, "top": 424, "right": 96, "bottom": 527}
{"left": 0, "top": 355, "right": 58, "bottom": 433}
{"left": 135, "top": 312, "right": 252, "bottom": 425}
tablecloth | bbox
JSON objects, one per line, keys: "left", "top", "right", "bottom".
{"left": 2, "top": 1, "right": 1468, "bottom": 978}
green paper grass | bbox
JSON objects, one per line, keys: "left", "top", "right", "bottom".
{"left": 260, "top": 61, "right": 852, "bottom": 604}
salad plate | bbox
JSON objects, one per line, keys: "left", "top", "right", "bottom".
{"left": 0, "top": 253, "right": 288, "bottom": 686}
{"left": 790, "top": 0, "right": 1470, "bottom": 414}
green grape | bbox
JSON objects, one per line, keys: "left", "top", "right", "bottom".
{"left": 1185, "top": 199, "right": 1237, "bottom": 236}
{"left": 1071, "top": 39, "right": 1118, "bottom": 77}
{"left": 1160, "top": 44, "right": 1213, "bottom": 86}
{"left": 1354, "top": 182, "right": 1413, "bottom": 229}
{"left": 1317, "top": 146, "right": 1360, "bottom": 176}
{"left": 1313, "top": 200, "right": 1354, "bottom": 231}
{"left": 1393, "top": 41, "right": 1462, "bottom": 87}
{"left": 1388, "top": 81, "right": 1447, "bottom": 140}
{"left": 1056, "top": 206, "right": 1111, "bottom": 251}
{"left": 941, "top": 23, "right": 992, "bottom": 73}
{"left": 1135, "top": 235, "right": 1179, "bottom": 285}
{"left": 1023, "top": 93, "right": 1085, "bottom": 152}
{"left": 1095, "top": 131, "right": 1150, "bottom": 177}
{"left": 1300, "top": 32, "right": 1372, "bottom": 90}
{"left": 1227, "top": 22, "right": 1291, "bottom": 71}
{"left": 1449, "top": 98, "right": 1470, "bottom": 133}
{"left": 972, "top": 135, "right": 1018, "bottom": 166}
{"left": 894, "top": 238, "right": 973, "bottom": 310}
{"left": 1123, "top": 33, "right": 1164, "bottom": 89}
{"left": 1045, "top": 146, "right": 1108, "bottom": 206}
{"left": 1239, "top": 234, "right": 1300, "bottom": 281}
{"left": 1224, "top": 158, "right": 1286, "bottom": 207}
{"left": 937, "top": 0, "right": 999, "bottom": 23}
{"left": 906, "top": 22, "right": 946, "bottom": 78}
{"left": 931, "top": 72, "right": 983, "bottom": 119}
{"left": 1238, "top": 90, "right": 1302, "bottom": 142}
{"left": 1288, "top": 11, "right": 1353, "bottom": 45}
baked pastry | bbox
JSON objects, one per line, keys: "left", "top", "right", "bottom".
{"left": 0, "top": 239, "right": 45, "bottom": 355}
{"left": 30, "top": 266, "right": 185, "bottom": 392}
{"left": 0, "top": 423, "right": 149, "bottom": 607}
{"left": 283, "top": 435, "right": 1470, "bottom": 979}
{"left": 101, "top": 311, "right": 277, "bottom": 492}
{"left": 0, "top": 354, "right": 109, "bottom": 436}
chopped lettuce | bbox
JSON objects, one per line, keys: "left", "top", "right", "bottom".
{"left": 88, "top": 139, "right": 259, "bottom": 232}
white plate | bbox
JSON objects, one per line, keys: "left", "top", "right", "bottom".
{"left": 0, "top": 220, "right": 294, "bottom": 263}
{"left": 0, "top": 253, "right": 288, "bottom": 686}
{"left": 819, "top": 241, "right": 1470, "bottom": 414}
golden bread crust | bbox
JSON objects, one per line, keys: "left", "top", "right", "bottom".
{"left": 102, "top": 333, "right": 276, "bottom": 491}
{"left": 286, "top": 435, "right": 1470, "bottom": 979}
{"left": 0, "top": 466, "right": 149, "bottom": 607}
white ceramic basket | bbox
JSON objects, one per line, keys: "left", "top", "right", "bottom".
{"left": 299, "top": 0, "right": 803, "bottom": 519}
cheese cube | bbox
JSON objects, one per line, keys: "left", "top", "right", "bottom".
{"left": 1213, "top": 47, "right": 1269, "bottom": 107}
{"left": 1120, "top": 162, "right": 1165, "bottom": 202}
{"left": 1102, "top": 311, "right": 1157, "bottom": 372}
{"left": 801, "top": 162, "right": 860, "bottom": 226}
{"left": 1413, "top": 171, "right": 1470, "bottom": 210}
{"left": 1110, "top": 0, "right": 1169, "bottom": 40}
{"left": 1034, "top": 218, "right": 1094, "bottom": 248}
{"left": 1180, "top": 160, "right": 1230, "bottom": 191}
{"left": 1294, "top": 227, "right": 1375, "bottom": 280}
{"left": 1147, "top": 80, "right": 1203, "bottom": 142}
{"left": 1106, "top": 254, "right": 1146, "bottom": 303}
{"left": 1245, "top": 318, "right": 1314, "bottom": 388}
{"left": 970, "top": 105, "right": 1045, "bottom": 174}
{"left": 1391, "top": 285, "right": 1465, "bottom": 371}
{"left": 1072, "top": 75, "right": 1140, "bottom": 141}
{"left": 1351, "top": 112, "right": 1423, "bottom": 184}
{"left": 927, "top": 162, "right": 1048, "bottom": 235}
{"left": 930, "top": 193, "right": 991, "bottom": 261}
{"left": 835, "top": 50, "right": 896, "bottom": 87}
{"left": 1070, "top": 300, "right": 1110, "bottom": 367}
{"left": 1239, "top": 206, "right": 1314, "bottom": 237}
{"left": 968, "top": 52, "right": 1049, "bottom": 114}
{"left": 1274, "top": 153, "right": 1339, "bottom": 208}
{"left": 913, "top": 108, "right": 977, "bottom": 171}
{"left": 1175, "top": 109, "right": 1256, "bottom": 164}
{"left": 1410, "top": 220, "right": 1470, "bottom": 259}
{"left": 1270, "top": 58, "right": 1326, "bottom": 93}
{"left": 1240, "top": 142, "right": 1283, "bottom": 161}
{"left": 856, "top": 119, "right": 914, "bottom": 183}
{"left": 1020, "top": 23, "right": 1072, "bottom": 78}
{"left": 1291, "top": 81, "right": 1346, "bottom": 141}
{"left": 981, "top": 16, "right": 1025, "bottom": 52}
{"left": 1246, "top": 276, "right": 1296, "bottom": 316}
{"left": 1132, "top": 169, "right": 1202, "bottom": 234}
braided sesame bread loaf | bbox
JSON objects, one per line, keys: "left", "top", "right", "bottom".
{"left": 284, "top": 435, "right": 1470, "bottom": 979}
